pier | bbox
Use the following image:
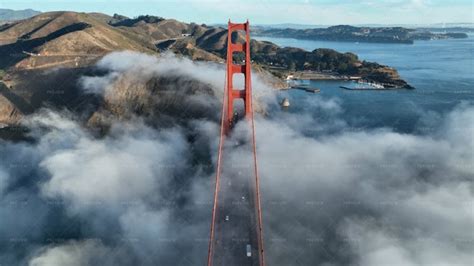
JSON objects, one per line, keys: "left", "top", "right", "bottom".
{"left": 291, "top": 85, "right": 320, "bottom": 93}
{"left": 340, "top": 85, "right": 391, "bottom": 91}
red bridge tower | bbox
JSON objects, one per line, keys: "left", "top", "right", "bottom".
{"left": 225, "top": 20, "right": 253, "bottom": 131}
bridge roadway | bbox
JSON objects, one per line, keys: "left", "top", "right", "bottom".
{"left": 210, "top": 154, "right": 261, "bottom": 266}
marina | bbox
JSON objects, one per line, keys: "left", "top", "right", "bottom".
{"left": 286, "top": 74, "right": 396, "bottom": 92}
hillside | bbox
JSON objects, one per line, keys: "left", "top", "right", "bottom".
{"left": 0, "top": 11, "right": 411, "bottom": 84}
{"left": 0, "top": 12, "right": 158, "bottom": 70}
{"left": 0, "top": 11, "right": 412, "bottom": 127}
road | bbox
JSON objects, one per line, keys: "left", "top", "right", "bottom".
{"left": 210, "top": 150, "right": 262, "bottom": 266}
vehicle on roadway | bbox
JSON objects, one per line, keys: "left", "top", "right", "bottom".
{"left": 246, "top": 244, "right": 252, "bottom": 257}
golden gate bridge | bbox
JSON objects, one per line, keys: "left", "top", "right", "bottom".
{"left": 207, "top": 20, "right": 265, "bottom": 266}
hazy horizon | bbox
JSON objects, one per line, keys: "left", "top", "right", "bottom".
{"left": 1, "top": 8, "right": 473, "bottom": 28}
{"left": 1, "top": 0, "right": 473, "bottom": 26}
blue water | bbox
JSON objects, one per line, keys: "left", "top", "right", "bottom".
{"left": 256, "top": 35, "right": 474, "bottom": 133}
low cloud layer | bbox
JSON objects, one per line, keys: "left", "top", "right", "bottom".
{"left": 256, "top": 103, "right": 473, "bottom": 265}
{"left": 0, "top": 52, "right": 472, "bottom": 266}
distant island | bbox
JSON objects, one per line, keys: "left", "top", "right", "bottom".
{"left": 253, "top": 25, "right": 469, "bottom": 44}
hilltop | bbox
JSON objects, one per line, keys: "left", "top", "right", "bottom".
{"left": 0, "top": 12, "right": 159, "bottom": 69}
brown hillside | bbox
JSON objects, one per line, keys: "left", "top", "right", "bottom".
{"left": 0, "top": 12, "right": 157, "bottom": 69}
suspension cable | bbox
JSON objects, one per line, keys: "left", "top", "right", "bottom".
{"left": 250, "top": 90, "right": 266, "bottom": 266}
{"left": 207, "top": 70, "right": 227, "bottom": 266}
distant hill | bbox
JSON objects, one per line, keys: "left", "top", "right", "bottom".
{"left": 258, "top": 23, "right": 327, "bottom": 29}
{"left": 215, "top": 23, "right": 328, "bottom": 30}
{"left": 0, "top": 8, "right": 40, "bottom": 21}
{"left": 253, "top": 23, "right": 474, "bottom": 31}
{"left": 253, "top": 25, "right": 468, "bottom": 44}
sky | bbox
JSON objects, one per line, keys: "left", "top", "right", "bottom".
{"left": 0, "top": 0, "right": 473, "bottom": 25}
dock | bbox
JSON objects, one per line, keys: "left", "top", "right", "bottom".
{"left": 291, "top": 85, "right": 321, "bottom": 93}
{"left": 340, "top": 86, "right": 391, "bottom": 91}
{"left": 290, "top": 71, "right": 344, "bottom": 80}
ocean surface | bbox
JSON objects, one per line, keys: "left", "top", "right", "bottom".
{"left": 256, "top": 35, "right": 474, "bottom": 134}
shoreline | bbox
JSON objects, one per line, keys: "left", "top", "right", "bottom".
{"left": 282, "top": 71, "right": 412, "bottom": 89}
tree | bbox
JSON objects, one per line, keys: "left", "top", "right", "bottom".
{"left": 289, "top": 62, "right": 296, "bottom": 72}
{"left": 338, "top": 63, "right": 348, "bottom": 72}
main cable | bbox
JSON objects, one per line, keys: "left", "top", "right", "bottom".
{"left": 207, "top": 70, "right": 227, "bottom": 266}
{"left": 250, "top": 93, "right": 266, "bottom": 266}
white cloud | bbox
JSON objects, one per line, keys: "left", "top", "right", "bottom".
{"left": 29, "top": 240, "right": 124, "bottom": 266}
{"left": 0, "top": 51, "right": 471, "bottom": 265}
{"left": 251, "top": 103, "right": 474, "bottom": 265}
{"left": 35, "top": 112, "right": 188, "bottom": 211}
